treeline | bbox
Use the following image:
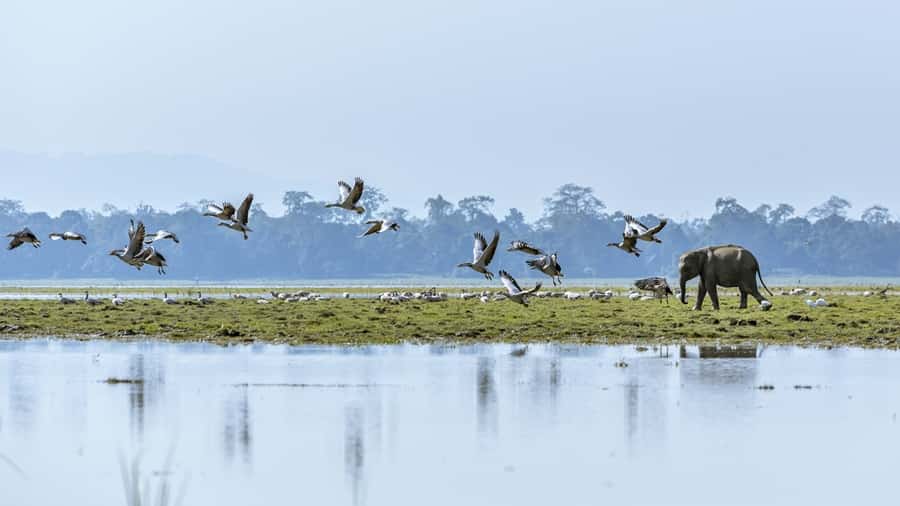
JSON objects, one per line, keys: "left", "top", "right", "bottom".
{"left": 0, "top": 187, "right": 895, "bottom": 280}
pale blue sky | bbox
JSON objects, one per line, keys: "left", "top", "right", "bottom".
{"left": 2, "top": 0, "right": 898, "bottom": 220}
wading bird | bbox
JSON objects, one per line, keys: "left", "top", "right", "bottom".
{"left": 359, "top": 219, "right": 399, "bottom": 238}
{"left": 498, "top": 270, "right": 542, "bottom": 306}
{"left": 507, "top": 240, "right": 544, "bottom": 256}
{"left": 218, "top": 193, "right": 253, "bottom": 240}
{"left": 457, "top": 231, "right": 500, "bottom": 279}
{"left": 527, "top": 253, "right": 564, "bottom": 286}
{"left": 49, "top": 232, "right": 87, "bottom": 245}
{"left": 633, "top": 276, "right": 673, "bottom": 303}
{"left": 7, "top": 228, "right": 41, "bottom": 250}
{"left": 624, "top": 215, "right": 668, "bottom": 243}
{"left": 325, "top": 178, "right": 365, "bottom": 214}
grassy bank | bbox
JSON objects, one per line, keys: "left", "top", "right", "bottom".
{"left": 1, "top": 292, "right": 899, "bottom": 348}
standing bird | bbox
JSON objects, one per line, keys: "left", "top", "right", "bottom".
{"left": 109, "top": 220, "right": 147, "bottom": 269}
{"left": 145, "top": 230, "right": 180, "bottom": 244}
{"left": 457, "top": 231, "right": 500, "bottom": 279}
{"left": 218, "top": 193, "right": 254, "bottom": 240}
{"left": 359, "top": 219, "right": 399, "bottom": 238}
{"left": 498, "top": 270, "right": 542, "bottom": 306}
{"left": 49, "top": 232, "right": 87, "bottom": 245}
{"left": 507, "top": 241, "right": 545, "bottom": 256}
{"left": 607, "top": 233, "right": 642, "bottom": 257}
{"left": 624, "top": 215, "right": 668, "bottom": 243}
{"left": 137, "top": 247, "right": 168, "bottom": 275}
{"left": 526, "top": 253, "right": 564, "bottom": 286}
{"left": 203, "top": 202, "right": 236, "bottom": 221}
{"left": 7, "top": 228, "right": 41, "bottom": 250}
{"left": 325, "top": 178, "right": 365, "bottom": 214}
{"left": 633, "top": 276, "right": 674, "bottom": 303}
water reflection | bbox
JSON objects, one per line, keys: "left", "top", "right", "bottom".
{"left": 8, "top": 360, "right": 36, "bottom": 435}
{"left": 344, "top": 405, "right": 365, "bottom": 506}
{"left": 476, "top": 357, "right": 498, "bottom": 438}
{"left": 223, "top": 386, "right": 252, "bottom": 466}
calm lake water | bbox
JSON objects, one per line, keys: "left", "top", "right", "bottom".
{"left": 2, "top": 340, "right": 899, "bottom": 506}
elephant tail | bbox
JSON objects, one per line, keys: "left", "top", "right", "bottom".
{"left": 757, "top": 269, "right": 774, "bottom": 297}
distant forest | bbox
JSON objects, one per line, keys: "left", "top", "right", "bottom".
{"left": 0, "top": 185, "right": 895, "bottom": 280}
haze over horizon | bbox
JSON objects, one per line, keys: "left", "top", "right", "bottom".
{"left": 3, "top": 0, "right": 899, "bottom": 220}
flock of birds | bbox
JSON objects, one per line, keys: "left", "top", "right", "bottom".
{"left": 7, "top": 177, "right": 671, "bottom": 307}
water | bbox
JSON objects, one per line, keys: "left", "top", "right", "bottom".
{"left": 2, "top": 341, "right": 899, "bottom": 506}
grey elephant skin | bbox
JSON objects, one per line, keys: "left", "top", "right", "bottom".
{"left": 678, "top": 244, "right": 773, "bottom": 310}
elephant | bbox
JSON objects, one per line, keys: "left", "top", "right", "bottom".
{"left": 678, "top": 244, "right": 773, "bottom": 310}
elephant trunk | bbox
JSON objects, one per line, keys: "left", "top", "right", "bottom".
{"left": 679, "top": 277, "right": 688, "bottom": 304}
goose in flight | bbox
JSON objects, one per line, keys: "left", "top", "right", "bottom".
{"left": 457, "top": 231, "right": 500, "bottom": 279}
{"left": 498, "top": 270, "right": 542, "bottom": 306}
{"left": 218, "top": 193, "right": 253, "bottom": 240}
{"left": 49, "top": 232, "right": 87, "bottom": 245}
{"left": 607, "top": 233, "right": 642, "bottom": 257}
{"left": 359, "top": 219, "right": 399, "bottom": 238}
{"left": 7, "top": 228, "right": 41, "bottom": 250}
{"left": 624, "top": 215, "right": 667, "bottom": 243}
{"left": 325, "top": 178, "right": 365, "bottom": 214}
{"left": 137, "top": 246, "right": 167, "bottom": 275}
{"left": 109, "top": 220, "right": 146, "bottom": 268}
{"left": 145, "top": 230, "right": 180, "bottom": 244}
{"left": 526, "top": 253, "right": 564, "bottom": 286}
{"left": 507, "top": 241, "right": 545, "bottom": 256}
{"left": 203, "top": 202, "right": 236, "bottom": 221}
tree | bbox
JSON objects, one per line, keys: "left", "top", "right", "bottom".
{"left": 862, "top": 205, "right": 891, "bottom": 225}
{"left": 0, "top": 199, "right": 25, "bottom": 216}
{"left": 501, "top": 208, "right": 528, "bottom": 232}
{"left": 360, "top": 186, "right": 388, "bottom": 218}
{"left": 542, "top": 184, "right": 604, "bottom": 219}
{"left": 457, "top": 195, "right": 495, "bottom": 222}
{"left": 769, "top": 204, "right": 795, "bottom": 225}
{"left": 752, "top": 204, "right": 771, "bottom": 219}
{"left": 714, "top": 197, "right": 748, "bottom": 216}
{"left": 425, "top": 195, "right": 454, "bottom": 224}
{"left": 283, "top": 191, "right": 316, "bottom": 215}
{"left": 808, "top": 195, "right": 851, "bottom": 221}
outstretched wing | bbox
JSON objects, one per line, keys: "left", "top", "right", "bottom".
{"left": 7, "top": 236, "right": 23, "bottom": 250}
{"left": 499, "top": 270, "right": 522, "bottom": 295}
{"left": 348, "top": 178, "right": 365, "bottom": 205}
{"left": 624, "top": 215, "right": 648, "bottom": 235}
{"left": 236, "top": 193, "right": 254, "bottom": 225}
{"left": 337, "top": 181, "right": 352, "bottom": 202}
{"left": 646, "top": 218, "right": 667, "bottom": 235}
{"left": 360, "top": 221, "right": 382, "bottom": 237}
{"left": 221, "top": 202, "right": 236, "bottom": 219}
{"left": 126, "top": 221, "right": 146, "bottom": 257}
{"left": 206, "top": 204, "right": 223, "bottom": 215}
{"left": 479, "top": 230, "right": 501, "bottom": 266}
{"left": 507, "top": 240, "right": 544, "bottom": 256}
{"left": 472, "top": 233, "right": 488, "bottom": 263}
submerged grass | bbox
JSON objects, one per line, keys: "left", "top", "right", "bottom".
{"left": 1, "top": 290, "right": 900, "bottom": 348}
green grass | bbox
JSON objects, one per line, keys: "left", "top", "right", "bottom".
{"left": 1, "top": 290, "right": 900, "bottom": 348}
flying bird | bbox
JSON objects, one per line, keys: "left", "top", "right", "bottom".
{"left": 109, "top": 220, "right": 147, "bottom": 269}
{"left": 218, "top": 193, "right": 254, "bottom": 240}
{"left": 359, "top": 219, "right": 399, "bottom": 238}
{"left": 607, "top": 233, "right": 642, "bottom": 257}
{"left": 7, "top": 228, "right": 41, "bottom": 250}
{"left": 203, "top": 202, "right": 236, "bottom": 221}
{"left": 498, "top": 270, "right": 542, "bottom": 306}
{"left": 624, "top": 215, "right": 667, "bottom": 243}
{"left": 526, "top": 253, "right": 564, "bottom": 286}
{"left": 457, "top": 231, "right": 500, "bottom": 279}
{"left": 325, "top": 178, "right": 365, "bottom": 214}
{"left": 145, "top": 230, "right": 180, "bottom": 244}
{"left": 507, "top": 240, "right": 545, "bottom": 256}
{"left": 49, "top": 232, "right": 87, "bottom": 245}
{"left": 136, "top": 246, "right": 168, "bottom": 275}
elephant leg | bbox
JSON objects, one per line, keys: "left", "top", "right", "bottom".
{"left": 693, "top": 283, "right": 707, "bottom": 310}
{"left": 739, "top": 289, "right": 748, "bottom": 309}
{"left": 708, "top": 284, "right": 720, "bottom": 310}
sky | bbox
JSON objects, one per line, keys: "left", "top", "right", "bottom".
{"left": 1, "top": 0, "right": 899, "bottom": 221}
